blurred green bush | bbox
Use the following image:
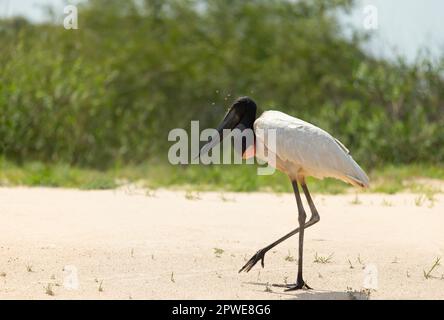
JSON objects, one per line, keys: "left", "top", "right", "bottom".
{"left": 0, "top": 0, "right": 443, "bottom": 169}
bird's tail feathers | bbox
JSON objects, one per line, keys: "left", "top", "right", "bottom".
{"left": 345, "top": 174, "right": 369, "bottom": 188}
{"left": 344, "top": 159, "right": 370, "bottom": 188}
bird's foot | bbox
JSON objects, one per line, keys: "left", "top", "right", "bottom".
{"left": 284, "top": 281, "right": 312, "bottom": 291}
{"left": 238, "top": 248, "right": 267, "bottom": 273}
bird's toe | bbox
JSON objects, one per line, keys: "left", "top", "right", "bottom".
{"left": 284, "top": 281, "right": 312, "bottom": 291}
{"left": 239, "top": 249, "right": 266, "bottom": 273}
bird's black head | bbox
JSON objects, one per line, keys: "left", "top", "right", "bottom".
{"left": 198, "top": 96, "right": 258, "bottom": 159}
{"left": 231, "top": 96, "right": 257, "bottom": 111}
{"left": 229, "top": 96, "right": 257, "bottom": 127}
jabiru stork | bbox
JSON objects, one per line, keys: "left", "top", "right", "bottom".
{"left": 199, "top": 96, "right": 369, "bottom": 290}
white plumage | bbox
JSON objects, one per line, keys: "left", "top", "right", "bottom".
{"left": 254, "top": 110, "right": 369, "bottom": 188}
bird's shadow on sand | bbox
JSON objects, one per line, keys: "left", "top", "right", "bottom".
{"left": 243, "top": 282, "right": 369, "bottom": 300}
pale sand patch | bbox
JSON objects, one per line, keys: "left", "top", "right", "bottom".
{"left": 0, "top": 187, "right": 443, "bottom": 299}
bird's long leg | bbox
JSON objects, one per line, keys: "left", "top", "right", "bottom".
{"left": 285, "top": 180, "right": 310, "bottom": 290}
{"left": 301, "top": 182, "right": 320, "bottom": 226}
{"left": 239, "top": 181, "right": 320, "bottom": 273}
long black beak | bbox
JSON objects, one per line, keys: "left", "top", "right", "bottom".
{"left": 198, "top": 107, "right": 241, "bottom": 159}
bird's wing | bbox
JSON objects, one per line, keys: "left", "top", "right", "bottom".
{"left": 254, "top": 111, "right": 369, "bottom": 188}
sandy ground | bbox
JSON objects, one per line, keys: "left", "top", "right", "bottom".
{"left": 0, "top": 186, "right": 443, "bottom": 300}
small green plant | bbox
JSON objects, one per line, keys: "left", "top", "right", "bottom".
{"left": 357, "top": 254, "right": 364, "bottom": 266}
{"left": 348, "top": 259, "right": 354, "bottom": 269}
{"left": 285, "top": 250, "right": 295, "bottom": 262}
{"left": 98, "top": 280, "right": 104, "bottom": 292}
{"left": 185, "top": 191, "right": 201, "bottom": 200}
{"left": 413, "top": 191, "right": 436, "bottom": 207}
{"left": 45, "top": 284, "right": 54, "bottom": 296}
{"left": 410, "top": 185, "right": 438, "bottom": 208}
{"left": 213, "top": 248, "right": 224, "bottom": 257}
{"left": 219, "top": 193, "right": 234, "bottom": 202}
{"left": 423, "top": 257, "right": 441, "bottom": 279}
{"left": 426, "top": 193, "right": 437, "bottom": 208}
{"left": 350, "top": 194, "right": 362, "bottom": 205}
{"left": 415, "top": 194, "right": 426, "bottom": 207}
{"left": 314, "top": 252, "right": 333, "bottom": 264}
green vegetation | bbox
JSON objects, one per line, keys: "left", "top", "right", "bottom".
{"left": 1, "top": 157, "right": 443, "bottom": 194}
{"left": 0, "top": 158, "right": 118, "bottom": 190}
{"left": 0, "top": 0, "right": 443, "bottom": 191}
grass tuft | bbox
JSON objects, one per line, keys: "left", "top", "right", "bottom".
{"left": 423, "top": 257, "right": 441, "bottom": 279}
{"left": 347, "top": 259, "right": 354, "bottom": 269}
{"left": 213, "top": 248, "right": 224, "bottom": 258}
{"left": 45, "top": 283, "right": 54, "bottom": 296}
{"left": 285, "top": 250, "right": 295, "bottom": 262}
{"left": 98, "top": 280, "right": 104, "bottom": 292}
{"left": 185, "top": 190, "right": 201, "bottom": 200}
{"left": 314, "top": 252, "right": 334, "bottom": 264}
{"left": 264, "top": 283, "right": 273, "bottom": 293}
{"left": 350, "top": 194, "right": 362, "bottom": 205}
